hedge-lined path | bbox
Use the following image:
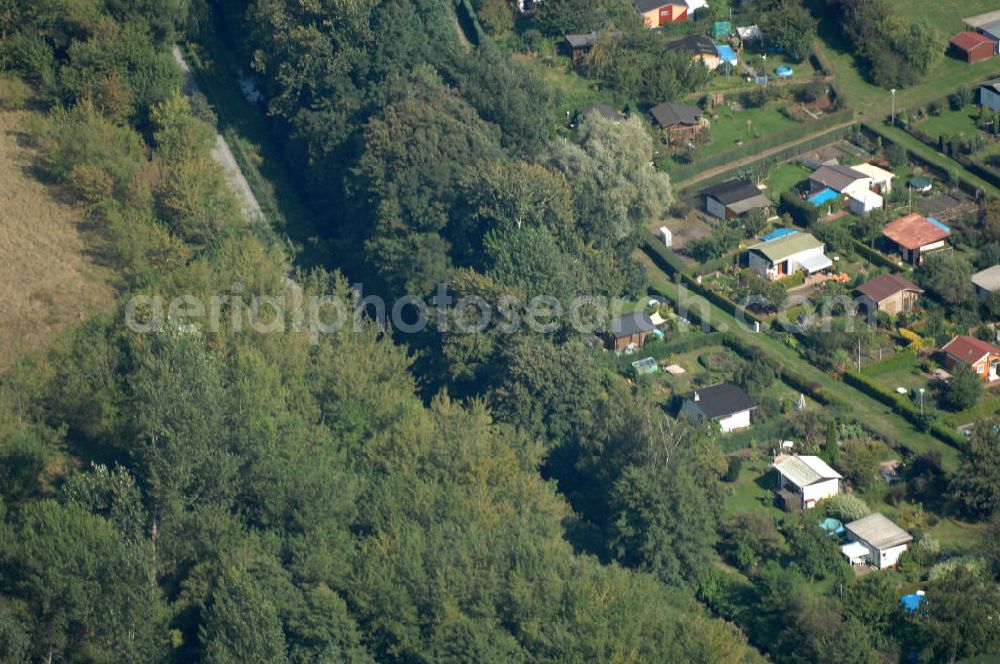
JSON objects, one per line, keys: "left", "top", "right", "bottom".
{"left": 637, "top": 252, "right": 959, "bottom": 469}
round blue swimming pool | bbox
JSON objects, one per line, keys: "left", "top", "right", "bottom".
{"left": 774, "top": 65, "right": 793, "bottom": 78}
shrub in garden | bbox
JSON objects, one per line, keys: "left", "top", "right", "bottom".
{"left": 820, "top": 494, "right": 871, "bottom": 522}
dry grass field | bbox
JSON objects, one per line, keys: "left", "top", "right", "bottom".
{"left": 0, "top": 108, "right": 115, "bottom": 369}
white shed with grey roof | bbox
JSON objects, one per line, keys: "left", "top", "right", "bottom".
{"left": 972, "top": 264, "right": 1000, "bottom": 300}
{"left": 844, "top": 513, "right": 913, "bottom": 570}
{"left": 773, "top": 455, "right": 841, "bottom": 509}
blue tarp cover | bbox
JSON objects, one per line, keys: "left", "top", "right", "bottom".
{"left": 900, "top": 594, "right": 925, "bottom": 612}
{"left": 927, "top": 217, "right": 951, "bottom": 233}
{"left": 715, "top": 44, "right": 738, "bottom": 64}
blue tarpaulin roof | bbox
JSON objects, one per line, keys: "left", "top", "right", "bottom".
{"left": 715, "top": 44, "right": 738, "bottom": 64}
{"left": 927, "top": 217, "right": 951, "bottom": 232}
{"left": 761, "top": 228, "right": 798, "bottom": 242}
{"left": 808, "top": 188, "right": 839, "bottom": 206}
{"left": 901, "top": 594, "right": 925, "bottom": 612}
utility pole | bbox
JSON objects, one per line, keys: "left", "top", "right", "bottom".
{"left": 857, "top": 338, "right": 862, "bottom": 371}
{"left": 890, "top": 88, "right": 897, "bottom": 126}
{"left": 919, "top": 388, "right": 925, "bottom": 417}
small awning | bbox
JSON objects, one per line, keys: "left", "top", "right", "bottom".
{"left": 841, "top": 541, "right": 869, "bottom": 563}
{"left": 796, "top": 253, "right": 833, "bottom": 273}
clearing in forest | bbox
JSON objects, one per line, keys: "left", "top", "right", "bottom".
{"left": 0, "top": 108, "right": 115, "bottom": 369}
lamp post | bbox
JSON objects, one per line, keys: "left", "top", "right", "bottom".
{"left": 890, "top": 89, "right": 897, "bottom": 126}
{"left": 919, "top": 388, "right": 925, "bottom": 417}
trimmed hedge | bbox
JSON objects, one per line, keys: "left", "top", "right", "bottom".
{"left": 930, "top": 422, "right": 969, "bottom": 449}
{"left": 455, "top": 0, "right": 485, "bottom": 45}
{"left": 844, "top": 370, "right": 919, "bottom": 417}
{"left": 679, "top": 272, "right": 769, "bottom": 327}
{"left": 860, "top": 123, "right": 991, "bottom": 200}
{"left": 679, "top": 123, "right": 856, "bottom": 195}
{"left": 642, "top": 235, "right": 768, "bottom": 326}
{"left": 943, "top": 393, "right": 1000, "bottom": 427}
{"left": 643, "top": 230, "right": 687, "bottom": 276}
{"left": 779, "top": 191, "right": 821, "bottom": 227}
{"left": 844, "top": 370, "right": 967, "bottom": 450}
{"left": 851, "top": 240, "right": 898, "bottom": 269}
{"left": 721, "top": 334, "right": 833, "bottom": 404}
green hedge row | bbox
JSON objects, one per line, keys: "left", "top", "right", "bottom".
{"left": 942, "top": 393, "right": 1000, "bottom": 428}
{"left": 455, "top": 0, "right": 485, "bottom": 45}
{"left": 850, "top": 239, "right": 898, "bottom": 269}
{"left": 844, "top": 369, "right": 919, "bottom": 417}
{"left": 779, "top": 191, "right": 821, "bottom": 227}
{"left": 844, "top": 370, "right": 966, "bottom": 450}
{"left": 859, "top": 123, "right": 989, "bottom": 200}
{"left": 721, "top": 333, "right": 833, "bottom": 404}
{"left": 904, "top": 122, "right": 1000, "bottom": 192}
{"left": 643, "top": 231, "right": 687, "bottom": 275}
{"left": 642, "top": 234, "right": 768, "bottom": 326}
{"left": 680, "top": 272, "right": 769, "bottom": 326}
{"left": 678, "top": 123, "right": 857, "bottom": 194}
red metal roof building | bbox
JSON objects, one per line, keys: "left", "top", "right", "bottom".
{"left": 950, "top": 31, "right": 996, "bottom": 63}
{"left": 881, "top": 213, "right": 950, "bottom": 265}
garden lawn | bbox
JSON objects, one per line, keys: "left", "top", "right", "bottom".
{"left": 806, "top": 0, "right": 1000, "bottom": 117}
{"left": 917, "top": 107, "right": 983, "bottom": 142}
{"left": 880, "top": 0, "right": 1000, "bottom": 34}
{"left": 765, "top": 162, "right": 811, "bottom": 196}
{"left": 724, "top": 463, "right": 784, "bottom": 518}
{"left": 865, "top": 365, "right": 935, "bottom": 407}
{"left": 702, "top": 104, "right": 799, "bottom": 156}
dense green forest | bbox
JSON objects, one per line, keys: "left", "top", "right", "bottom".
{"left": 3, "top": 0, "right": 1000, "bottom": 662}
{"left": 0, "top": 1, "right": 756, "bottom": 662}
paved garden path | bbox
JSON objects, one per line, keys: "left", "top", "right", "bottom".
{"left": 172, "top": 44, "right": 264, "bottom": 222}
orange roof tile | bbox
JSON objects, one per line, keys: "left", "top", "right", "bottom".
{"left": 942, "top": 335, "right": 1000, "bottom": 364}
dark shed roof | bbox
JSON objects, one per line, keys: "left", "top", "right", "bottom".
{"left": 856, "top": 273, "right": 923, "bottom": 303}
{"left": 649, "top": 102, "right": 702, "bottom": 128}
{"left": 689, "top": 383, "right": 754, "bottom": 419}
{"left": 700, "top": 178, "right": 763, "bottom": 205}
{"left": 634, "top": 0, "right": 686, "bottom": 13}
{"left": 666, "top": 34, "right": 717, "bottom": 56}
{"left": 610, "top": 312, "right": 656, "bottom": 338}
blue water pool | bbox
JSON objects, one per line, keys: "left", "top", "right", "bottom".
{"left": 761, "top": 228, "right": 798, "bottom": 242}
{"left": 774, "top": 65, "right": 794, "bottom": 78}
{"left": 808, "top": 187, "right": 839, "bottom": 206}
{"left": 819, "top": 517, "right": 844, "bottom": 536}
